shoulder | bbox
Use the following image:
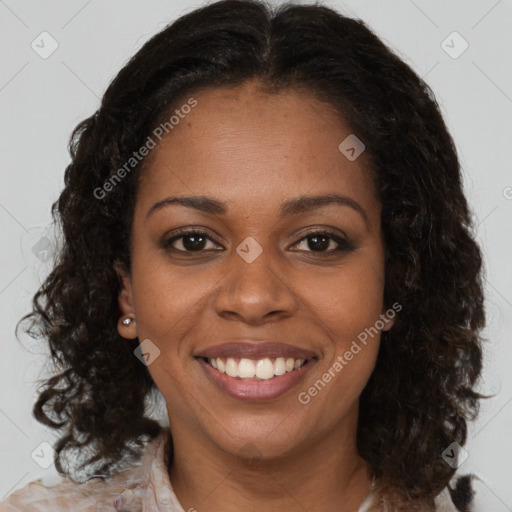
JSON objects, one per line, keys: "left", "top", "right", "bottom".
{"left": 0, "top": 476, "right": 109, "bottom": 511}
{"left": 0, "top": 430, "right": 169, "bottom": 512}
{"left": 0, "top": 466, "right": 142, "bottom": 512}
{"left": 359, "top": 474, "right": 476, "bottom": 512}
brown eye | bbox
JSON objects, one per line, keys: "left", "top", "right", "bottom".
{"left": 162, "top": 230, "right": 221, "bottom": 252}
{"left": 292, "top": 230, "right": 355, "bottom": 255}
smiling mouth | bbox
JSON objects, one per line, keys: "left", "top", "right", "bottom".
{"left": 199, "top": 356, "right": 310, "bottom": 380}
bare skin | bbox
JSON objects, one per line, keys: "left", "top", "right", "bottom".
{"left": 117, "top": 79, "right": 395, "bottom": 512}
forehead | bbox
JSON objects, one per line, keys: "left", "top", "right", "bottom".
{"left": 136, "top": 80, "right": 379, "bottom": 223}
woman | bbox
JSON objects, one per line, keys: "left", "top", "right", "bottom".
{"left": 0, "top": 0, "right": 485, "bottom": 510}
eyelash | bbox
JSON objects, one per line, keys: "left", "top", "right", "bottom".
{"left": 161, "top": 228, "right": 355, "bottom": 257}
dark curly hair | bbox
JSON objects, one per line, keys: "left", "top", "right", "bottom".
{"left": 17, "top": 0, "right": 486, "bottom": 504}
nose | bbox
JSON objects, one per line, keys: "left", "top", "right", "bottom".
{"left": 213, "top": 245, "right": 299, "bottom": 325}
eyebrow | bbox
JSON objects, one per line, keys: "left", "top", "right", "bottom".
{"left": 146, "top": 193, "right": 368, "bottom": 225}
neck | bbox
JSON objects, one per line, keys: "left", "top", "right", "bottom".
{"left": 167, "top": 418, "right": 374, "bottom": 512}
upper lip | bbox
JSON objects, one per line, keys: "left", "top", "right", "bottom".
{"left": 195, "top": 341, "right": 318, "bottom": 360}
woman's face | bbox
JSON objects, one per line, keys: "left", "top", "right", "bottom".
{"left": 118, "top": 79, "right": 393, "bottom": 460}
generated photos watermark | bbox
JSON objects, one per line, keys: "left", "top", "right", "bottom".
{"left": 298, "top": 302, "right": 402, "bottom": 405}
{"left": 94, "top": 97, "right": 197, "bottom": 200}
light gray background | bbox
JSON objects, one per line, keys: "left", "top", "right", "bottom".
{"left": 1, "top": 0, "right": 511, "bottom": 509}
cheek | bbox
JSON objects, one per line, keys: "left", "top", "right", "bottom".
{"left": 294, "top": 255, "right": 384, "bottom": 405}
{"left": 296, "top": 267, "right": 383, "bottom": 419}
{"left": 299, "top": 259, "right": 385, "bottom": 345}
{"left": 129, "top": 250, "right": 216, "bottom": 342}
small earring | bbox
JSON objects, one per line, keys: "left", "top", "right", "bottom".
{"left": 121, "top": 316, "right": 135, "bottom": 326}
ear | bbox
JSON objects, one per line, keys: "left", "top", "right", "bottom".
{"left": 380, "top": 303, "right": 399, "bottom": 332}
{"left": 114, "top": 260, "right": 138, "bottom": 339}
{"left": 381, "top": 314, "right": 395, "bottom": 331}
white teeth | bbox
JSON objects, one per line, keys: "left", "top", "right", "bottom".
{"left": 226, "top": 358, "right": 238, "bottom": 378}
{"left": 274, "top": 357, "right": 286, "bottom": 376}
{"left": 208, "top": 356, "right": 307, "bottom": 380}
{"left": 255, "top": 358, "right": 274, "bottom": 379}
{"left": 238, "top": 358, "right": 256, "bottom": 378}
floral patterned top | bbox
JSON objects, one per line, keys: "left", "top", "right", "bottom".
{"left": 0, "top": 428, "right": 463, "bottom": 511}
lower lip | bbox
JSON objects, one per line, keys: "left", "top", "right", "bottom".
{"left": 196, "top": 358, "right": 316, "bottom": 401}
